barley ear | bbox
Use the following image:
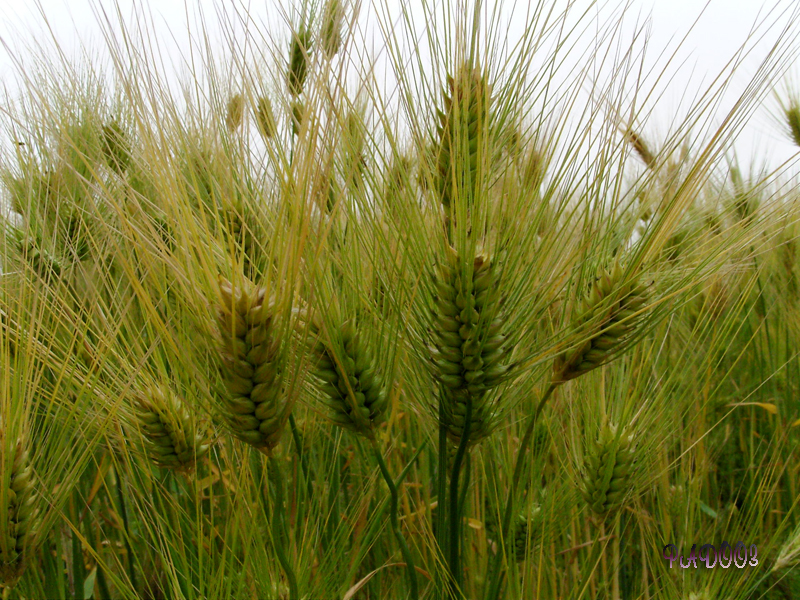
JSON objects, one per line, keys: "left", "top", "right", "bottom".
{"left": 132, "top": 385, "right": 211, "bottom": 473}
{"left": 485, "top": 504, "right": 541, "bottom": 562}
{"left": 225, "top": 94, "right": 245, "bottom": 132}
{"left": 778, "top": 92, "right": 800, "bottom": 148}
{"left": 321, "top": 0, "right": 344, "bottom": 58}
{"left": 430, "top": 246, "right": 512, "bottom": 446}
{"left": 216, "top": 277, "right": 289, "bottom": 454}
{"left": 434, "top": 62, "right": 491, "bottom": 222}
{"left": 288, "top": 27, "right": 313, "bottom": 97}
{"left": 773, "top": 522, "right": 800, "bottom": 573}
{"left": 291, "top": 101, "right": 305, "bottom": 137}
{"left": 255, "top": 96, "right": 277, "bottom": 139}
{"left": 101, "top": 119, "right": 130, "bottom": 173}
{"left": 218, "top": 198, "right": 255, "bottom": 266}
{"left": 16, "top": 235, "right": 63, "bottom": 284}
{"left": 304, "top": 316, "right": 388, "bottom": 438}
{"left": 1, "top": 439, "right": 40, "bottom": 587}
{"left": 579, "top": 421, "right": 636, "bottom": 517}
{"left": 786, "top": 104, "right": 800, "bottom": 148}
{"left": 511, "top": 505, "right": 543, "bottom": 562}
{"left": 521, "top": 146, "right": 548, "bottom": 194}
{"left": 553, "top": 260, "right": 649, "bottom": 383}
{"left": 623, "top": 128, "right": 656, "bottom": 170}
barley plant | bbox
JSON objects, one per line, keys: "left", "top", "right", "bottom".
{"left": 1, "top": 0, "right": 800, "bottom": 598}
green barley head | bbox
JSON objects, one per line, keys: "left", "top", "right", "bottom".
{"left": 429, "top": 245, "right": 512, "bottom": 446}
{"left": 0, "top": 438, "right": 39, "bottom": 587}
{"left": 553, "top": 260, "right": 649, "bottom": 384}
{"left": 579, "top": 420, "right": 636, "bottom": 517}
{"left": 304, "top": 315, "right": 389, "bottom": 438}
{"left": 101, "top": 119, "right": 130, "bottom": 173}
{"left": 255, "top": 96, "right": 277, "bottom": 139}
{"left": 132, "top": 385, "right": 211, "bottom": 473}
{"left": 225, "top": 94, "right": 245, "bottom": 132}
{"left": 215, "top": 277, "right": 290, "bottom": 454}
{"left": 288, "top": 26, "right": 313, "bottom": 97}
{"left": 321, "top": 0, "right": 344, "bottom": 59}
{"left": 434, "top": 61, "right": 491, "bottom": 226}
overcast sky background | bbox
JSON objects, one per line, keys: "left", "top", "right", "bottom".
{"left": 0, "top": 0, "right": 798, "bottom": 179}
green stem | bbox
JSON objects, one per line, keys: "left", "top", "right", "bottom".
{"left": 436, "top": 401, "right": 449, "bottom": 596}
{"left": 323, "top": 445, "right": 341, "bottom": 554}
{"left": 70, "top": 493, "right": 85, "bottom": 600}
{"left": 458, "top": 453, "right": 471, "bottom": 526}
{"left": 618, "top": 511, "right": 627, "bottom": 600}
{"left": 346, "top": 442, "right": 426, "bottom": 587}
{"left": 485, "top": 382, "right": 556, "bottom": 600}
{"left": 95, "top": 561, "right": 111, "bottom": 600}
{"left": 372, "top": 440, "right": 420, "bottom": 600}
{"left": 267, "top": 455, "right": 299, "bottom": 600}
{"left": 448, "top": 394, "right": 473, "bottom": 598}
{"left": 288, "top": 413, "right": 313, "bottom": 501}
{"left": 114, "top": 468, "right": 137, "bottom": 594}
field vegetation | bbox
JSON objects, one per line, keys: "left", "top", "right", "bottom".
{"left": 1, "top": 0, "right": 800, "bottom": 598}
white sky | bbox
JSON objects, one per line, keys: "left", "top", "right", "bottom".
{"left": 0, "top": 0, "right": 798, "bottom": 178}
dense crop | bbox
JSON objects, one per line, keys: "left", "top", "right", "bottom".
{"left": 1, "top": 1, "right": 800, "bottom": 598}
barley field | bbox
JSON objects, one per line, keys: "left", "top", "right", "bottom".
{"left": 1, "top": 0, "right": 800, "bottom": 598}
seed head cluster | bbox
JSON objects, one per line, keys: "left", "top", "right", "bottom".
{"left": 226, "top": 94, "right": 245, "bottom": 132}
{"left": 435, "top": 63, "right": 491, "bottom": 217}
{"left": 306, "top": 317, "right": 389, "bottom": 437}
{"left": 321, "top": 0, "right": 344, "bottom": 58}
{"left": 430, "top": 246, "right": 511, "bottom": 446}
{"left": 219, "top": 198, "right": 255, "bottom": 263}
{"left": 16, "top": 236, "right": 62, "bottom": 284}
{"left": 485, "top": 504, "right": 541, "bottom": 562}
{"left": 101, "top": 120, "right": 130, "bottom": 173}
{"left": 1, "top": 439, "right": 39, "bottom": 586}
{"left": 132, "top": 386, "right": 211, "bottom": 472}
{"left": 553, "top": 261, "right": 648, "bottom": 383}
{"left": 288, "top": 27, "right": 312, "bottom": 97}
{"left": 216, "top": 277, "right": 288, "bottom": 454}
{"left": 784, "top": 102, "right": 800, "bottom": 148}
{"left": 255, "top": 96, "right": 277, "bottom": 139}
{"left": 579, "top": 421, "right": 636, "bottom": 516}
